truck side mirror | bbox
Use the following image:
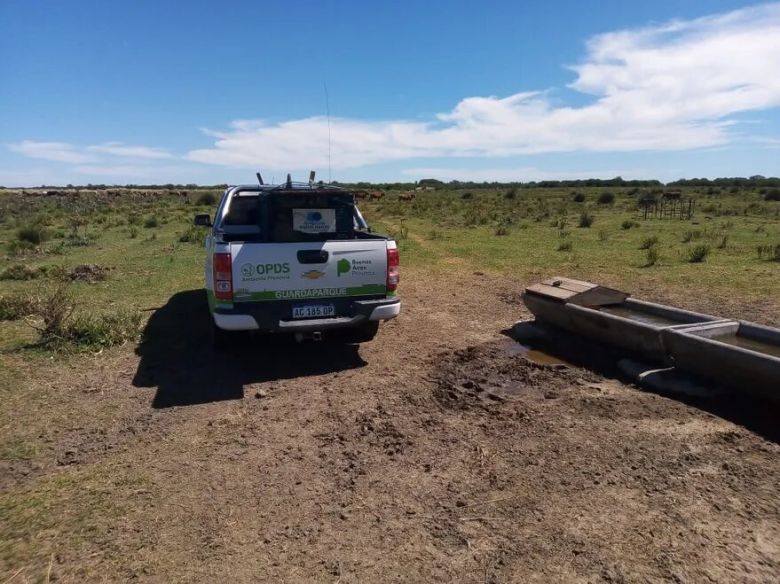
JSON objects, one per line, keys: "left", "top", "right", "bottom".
{"left": 194, "top": 214, "right": 212, "bottom": 227}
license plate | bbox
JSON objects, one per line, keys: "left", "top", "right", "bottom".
{"left": 292, "top": 304, "right": 336, "bottom": 319}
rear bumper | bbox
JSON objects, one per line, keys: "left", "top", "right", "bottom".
{"left": 213, "top": 296, "right": 400, "bottom": 332}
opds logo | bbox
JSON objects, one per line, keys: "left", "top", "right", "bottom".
{"left": 239, "top": 262, "right": 291, "bottom": 280}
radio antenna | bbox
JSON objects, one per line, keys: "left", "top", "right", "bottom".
{"left": 324, "top": 81, "right": 332, "bottom": 184}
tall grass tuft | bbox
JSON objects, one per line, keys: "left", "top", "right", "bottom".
{"left": 643, "top": 246, "right": 659, "bottom": 267}
{"left": 756, "top": 243, "right": 780, "bottom": 261}
{"left": 687, "top": 244, "right": 711, "bottom": 263}
{"left": 639, "top": 235, "right": 659, "bottom": 250}
{"left": 578, "top": 211, "right": 594, "bottom": 228}
{"left": 597, "top": 192, "right": 615, "bottom": 205}
{"left": 17, "top": 225, "right": 49, "bottom": 245}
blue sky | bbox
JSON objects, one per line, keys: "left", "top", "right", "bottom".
{"left": 2, "top": 0, "right": 779, "bottom": 186}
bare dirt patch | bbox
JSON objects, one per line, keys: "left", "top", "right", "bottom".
{"left": 1, "top": 269, "right": 779, "bottom": 583}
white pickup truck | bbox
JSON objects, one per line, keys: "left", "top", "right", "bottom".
{"left": 194, "top": 182, "right": 400, "bottom": 347}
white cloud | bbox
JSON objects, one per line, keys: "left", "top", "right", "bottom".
{"left": 751, "top": 136, "right": 780, "bottom": 148}
{"left": 86, "top": 142, "right": 172, "bottom": 159}
{"left": 188, "top": 3, "right": 780, "bottom": 171}
{"left": 9, "top": 141, "right": 98, "bottom": 164}
{"left": 72, "top": 164, "right": 172, "bottom": 178}
{"left": 9, "top": 140, "right": 172, "bottom": 163}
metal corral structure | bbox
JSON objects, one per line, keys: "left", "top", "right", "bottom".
{"left": 639, "top": 194, "right": 695, "bottom": 220}
{"left": 522, "top": 277, "right": 780, "bottom": 401}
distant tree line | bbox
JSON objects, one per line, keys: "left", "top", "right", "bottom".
{"left": 3, "top": 176, "right": 780, "bottom": 190}
{"left": 666, "top": 176, "right": 780, "bottom": 188}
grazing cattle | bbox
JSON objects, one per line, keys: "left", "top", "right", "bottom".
{"left": 370, "top": 191, "right": 385, "bottom": 200}
{"left": 399, "top": 192, "right": 416, "bottom": 201}
{"left": 353, "top": 190, "right": 370, "bottom": 200}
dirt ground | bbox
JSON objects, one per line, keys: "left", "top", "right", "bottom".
{"left": 2, "top": 271, "right": 779, "bottom": 583}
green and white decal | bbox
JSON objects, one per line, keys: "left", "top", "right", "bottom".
{"left": 228, "top": 240, "right": 388, "bottom": 302}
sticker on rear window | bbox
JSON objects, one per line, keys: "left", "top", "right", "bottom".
{"left": 292, "top": 209, "right": 336, "bottom": 234}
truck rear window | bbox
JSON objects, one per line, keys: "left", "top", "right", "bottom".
{"left": 219, "top": 190, "right": 358, "bottom": 243}
{"left": 223, "top": 195, "right": 261, "bottom": 226}
{"left": 220, "top": 192, "right": 263, "bottom": 241}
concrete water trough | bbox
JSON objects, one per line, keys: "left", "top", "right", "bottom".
{"left": 523, "top": 277, "right": 723, "bottom": 363}
{"left": 662, "top": 321, "right": 780, "bottom": 401}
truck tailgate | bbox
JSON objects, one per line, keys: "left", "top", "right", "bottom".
{"left": 230, "top": 240, "right": 388, "bottom": 302}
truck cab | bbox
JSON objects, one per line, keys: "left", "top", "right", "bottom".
{"left": 194, "top": 182, "right": 400, "bottom": 347}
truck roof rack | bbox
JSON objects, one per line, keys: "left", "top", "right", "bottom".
{"left": 229, "top": 182, "right": 348, "bottom": 192}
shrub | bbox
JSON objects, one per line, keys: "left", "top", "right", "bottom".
{"left": 58, "top": 311, "right": 142, "bottom": 350}
{"left": 557, "top": 240, "right": 573, "bottom": 252}
{"left": 178, "top": 225, "right": 202, "bottom": 243}
{"left": 0, "top": 294, "right": 37, "bottom": 321}
{"left": 6, "top": 240, "right": 36, "bottom": 256}
{"left": 643, "top": 246, "right": 659, "bottom": 267}
{"left": 461, "top": 192, "right": 473, "bottom": 200}
{"left": 762, "top": 188, "right": 780, "bottom": 201}
{"left": 196, "top": 192, "right": 217, "bottom": 206}
{"left": 597, "top": 229, "right": 609, "bottom": 242}
{"left": 143, "top": 216, "right": 159, "bottom": 228}
{"left": 621, "top": 220, "right": 639, "bottom": 230}
{"left": 572, "top": 192, "right": 586, "bottom": 203}
{"left": 17, "top": 225, "right": 49, "bottom": 245}
{"left": 0, "top": 264, "right": 45, "bottom": 281}
{"left": 577, "top": 211, "right": 594, "bottom": 228}
{"left": 682, "top": 230, "right": 701, "bottom": 243}
{"left": 504, "top": 188, "right": 517, "bottom": 200}
{"left": 597, "top": 192, "right": 615, "bottom": 205}
{"left": 687, "top": 244, "right": 711, "bottom": 263}
{"left": 31, "top": 282, "right": 75, "bottom": 344}
{"left": 24, "top": 281, "right": 141, "bottom": 349}
{"left": 495, "top": 225, "right": 510, "bottom": 236}
{"left": 639, "top": 235, "right": 659, "bottom": 249}
{"left": 717, "top": 234, "right": 729, "bottom": 249}
{"left": 129, "top": 226, "right": 139, "bottom": 239}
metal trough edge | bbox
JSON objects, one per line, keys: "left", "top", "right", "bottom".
{"left": 662, "top": 321, "right": 780, "bottom": 401}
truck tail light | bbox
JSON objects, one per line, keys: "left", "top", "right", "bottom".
{"left": 387, "top": 247, "right": 399, "bottom": 292}
{"left": 213, "top": 253, "right": 233, "bottom": 301}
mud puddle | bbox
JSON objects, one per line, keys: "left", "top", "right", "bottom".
{"left": 495, "top": 337, "right": 571, "bottom": 367}
{"left": 432, "top": 339, "right": 596, "bottom": 409}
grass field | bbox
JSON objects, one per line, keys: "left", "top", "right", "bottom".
{"left": 0, "top": 185, "right": 778, "bottom": 353}
{"left": 367, "top": 186, "right": 780, "bottom": 296}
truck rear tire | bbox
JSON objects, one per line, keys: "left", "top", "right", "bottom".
{"left": 341, "top": 321, "right": 379, "bottom": 344}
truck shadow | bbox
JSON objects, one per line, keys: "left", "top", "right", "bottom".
{"left": 132, "top": 289, "right": 367, "bottom": 408}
